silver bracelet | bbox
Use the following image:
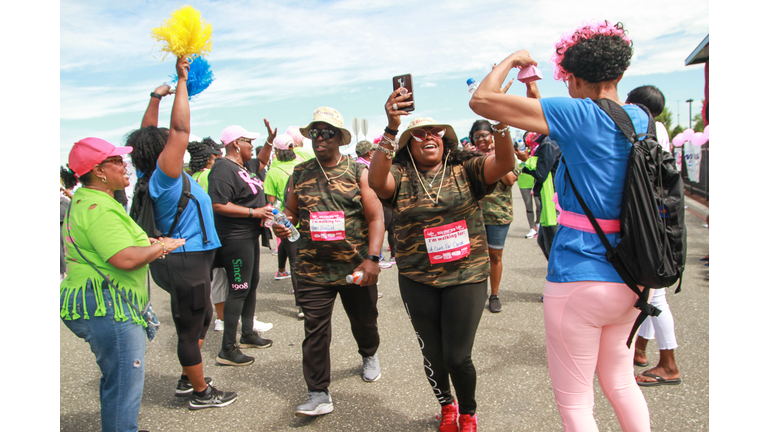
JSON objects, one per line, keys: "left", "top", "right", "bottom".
{"left": 492, "top": 125, "right": 510, "bottom": 137}
{"left": 376, "top": 145, "right": 395, "bottom": 159}
{"left": 381, "top": 134, "right": 398, "bottom": 150}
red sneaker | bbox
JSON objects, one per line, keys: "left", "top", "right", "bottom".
{"left": 437, "top": 401, "right": 459, "bottom": 432}
{"left": 459, "top": 413, "right": 477, "bottom": 432}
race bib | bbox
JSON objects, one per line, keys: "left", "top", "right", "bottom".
{"left": 423, "top": 220, "right": 471, "bottom": 264}
{"left": 310, "top": 211, "right": 345, "bottom": 241}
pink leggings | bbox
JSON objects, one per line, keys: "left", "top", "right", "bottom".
{"left": 543, "top": 281, "right": 650, "bottom": 432}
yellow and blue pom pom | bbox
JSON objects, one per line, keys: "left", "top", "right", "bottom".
{"left": 170, "top": 56, "right": 215, "bottom": 99}
{"left": 151, "top": 5, "right": 212, "bottom": 60}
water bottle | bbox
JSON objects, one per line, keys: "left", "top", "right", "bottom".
{"left": 467, "top": 78, "right": 479, "bottom": 95}
{"left": 262, "top": 204, "right": 275, "bottom": 227}
{"left": 518, "top": 139, "right": 526, "bottom": 152}
{"left": 271, "top": 208, "right": 300, "bottom": 242}
{"left": 346, "top": 271, "right": 363, "bottom": 285}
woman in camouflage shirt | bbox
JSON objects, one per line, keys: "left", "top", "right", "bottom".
{"left": 368, "top": 88, "right": 516, "bottom": 431}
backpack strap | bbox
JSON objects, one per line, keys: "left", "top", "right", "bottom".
{"left": 593, "top": 98, "right": 657, "bottom": 143}
{"left": 165, "top": 173, "right": 209, "bottom": 244}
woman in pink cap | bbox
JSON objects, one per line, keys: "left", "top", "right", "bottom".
{"left": 60, "top": 137, "right": 185, "bottom": 432}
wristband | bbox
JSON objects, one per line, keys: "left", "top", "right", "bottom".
{"left": 384, "top": 126, "right": 398, "bottom": 136}
{"left": 150, "top": 92, "right": 163, "bottom": 100}
{"left": 366, "top": 255, "right": 380, "bottom": 263}
{"left": 249, "top": 208, "right": 253, "bottom": 218}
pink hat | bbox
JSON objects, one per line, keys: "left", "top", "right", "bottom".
{"left": 286, "top": 126, "right": 306, "bottom": 146}
{"left": 68, "top": 137, "right": 132, "bottom": 178}
{"left": 273, "top": 134, "right": 295, "bottom": 150}
{"left": 220, "top": 125, "right": 260, "bottom": 145}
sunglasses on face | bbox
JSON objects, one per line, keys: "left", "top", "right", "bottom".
{"left": 101, "top": 156, "right": 124, "bottom": 165}
{"left": 411, "top": 127, "right": 446, "bottom": 142}
{"left": 238, "top": 138, "right": 253, "bottom": 145}
{"left": 309, "top": 128, "right": 337, "bottom": 140}
{"left": 472, "top": 132, "right": 491, "bottom": 141}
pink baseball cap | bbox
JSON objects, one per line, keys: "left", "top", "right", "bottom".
{"left": 220, "top": 125, "right": 260, "bottom": 145}
{"left": 68, "top": 137, "right": 132, "bottom": 178}
{"left": 273, "top": 134, "right": 295, "bottom": 150}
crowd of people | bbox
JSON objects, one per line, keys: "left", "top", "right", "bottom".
{"left": 61, "top": 20, "right": 691, "bottom": 432}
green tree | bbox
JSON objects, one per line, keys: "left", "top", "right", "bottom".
{"left": 656, "top": 106, "right": 674, "bottom": 133}
{"left": 670, "top": 124, "right": 684, "bottom": 138}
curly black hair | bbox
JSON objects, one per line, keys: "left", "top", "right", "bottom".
{"left": 187, "top": 137, "right": 217, "bottom": 174}
{"left": 124, "top": 126, "right": 169, "bottom": 175}
{"left": 626, "top": 85, "right": 665, "bottom": 118}
{"left": 392, "top": 137, "right": 480, "bottom": 202}
{"left": 60, "top": 166, "right": 79, "bottom": 189}
{"left": 560, "top": 33, "right": 633, "bottom": 83}
{"left": 276, "top": 148, "right": 296, "bottom": 162}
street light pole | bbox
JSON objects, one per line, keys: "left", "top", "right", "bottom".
{"left": 686, "top": 99, "right": 694, "bottom": 129}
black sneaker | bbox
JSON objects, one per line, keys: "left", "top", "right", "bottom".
{"left": 489, "top": 295, "right": 502, "bottom": 313}
{"left": 175, "top": 376, "right": 213, "bottom": 397}
{"left": 216, "top": 346, "right": 255, "bottom": 366}
{"left": 239, "top": 331, "right": 273, "bottom": 349}
{"left": 188, "top": 385, "right": 237, "bottom": 410}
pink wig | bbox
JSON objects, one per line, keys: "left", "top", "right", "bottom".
{"left": 550, "top": 20, "right": 632, "bottom": 81}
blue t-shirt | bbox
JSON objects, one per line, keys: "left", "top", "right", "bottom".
{"left": 149, "top": 165, "right": 221, "bottom": 253}
{"left": 540, "top": 98, "right": 649, "bottom": 283}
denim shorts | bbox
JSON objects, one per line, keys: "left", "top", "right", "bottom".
{"left": 485, "top": 224, "right": 510, "bottom": 250}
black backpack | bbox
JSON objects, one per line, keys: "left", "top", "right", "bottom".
{"left": 129, "top": 172, "right": 208, "bottom": 242}
{"left": 563, "top": 99, "right": 687, "bottom": 347}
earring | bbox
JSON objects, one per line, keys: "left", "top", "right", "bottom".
{"left": 236, "top": 147, "right": 240, "bottom": 154}
{"left": 100, "top": 177, "right": 107, "bottom": 183}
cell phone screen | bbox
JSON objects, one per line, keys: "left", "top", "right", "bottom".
{"left": 392, "top": 74, "right": 414, "bottom": 112}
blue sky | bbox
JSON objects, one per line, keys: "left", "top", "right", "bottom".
{"left": 60, "top": 0, "right": 709, "bottom": 165}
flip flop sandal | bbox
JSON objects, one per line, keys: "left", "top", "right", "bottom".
{"left": 636, "top": 371, "right": 682, "bottom": 387}
{"left": 634, "top": 360, "right": 649, "bottom": 367}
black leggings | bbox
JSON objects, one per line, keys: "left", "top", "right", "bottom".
{"left": 398, "top": 274, "right": 487, "bottom": 415}
{"left": 216, "top": 235, "right": 261, "bottom": 350}
{"left": 150, "top": 250, "right": 214, "bottom": 367}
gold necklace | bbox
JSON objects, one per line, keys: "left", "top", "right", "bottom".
{"left": 225, "top": 156, "right": 244, "bottom": 169}
{"left": 408, "top": 147, "right": 450, "bottom": 205}
{"left": 318, "top": 154, "right": 349, "bottom": 184}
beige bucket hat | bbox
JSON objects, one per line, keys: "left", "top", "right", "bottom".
{"left": 299, "top": 107, "right": 353, "bottom": 145}
{"left": 396, "top": 117, "right": 459, "bottom": 153}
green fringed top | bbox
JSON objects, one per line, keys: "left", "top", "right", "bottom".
{"left": 60, "top": 188, "right": 151, "bottom": 326}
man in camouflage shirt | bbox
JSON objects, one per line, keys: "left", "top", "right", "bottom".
{"left": 272, "top": 107, "right": 385, "bottom": 418}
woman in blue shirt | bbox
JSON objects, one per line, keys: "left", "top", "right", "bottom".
{"left": 470, "top": 21, "right": 652, "bottom": 431}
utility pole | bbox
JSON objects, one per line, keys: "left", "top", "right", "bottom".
{"left": 686, "top": 99, "right": 694, "bottom": 129}
{"left": 677, "top": 100, "right": 680, "bottom": 128}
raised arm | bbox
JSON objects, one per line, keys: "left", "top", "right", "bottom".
{"left": 469, "top": 50, "right": 550, "bottom": 136}
{"left": 140, "top": 83, "right": 174, "bottom": 128}
{"left": 157, "top": 56, "right": 190, "bottom": 179}
{"left": 255, "top": 118, "right": 277, "bottom": 172}
{"left": 482, "top": 121, "right": 516, "bottom": 185}
{"left": 368, "top": 88, "right": 412, "bottom": 200}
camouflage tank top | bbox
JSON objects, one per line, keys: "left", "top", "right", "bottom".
{"left": 480, "top": 181, "right": 513, "bottom": 225}
{"left": 384, "top": 156, "right": 493, "bottom": 287}
{"left": 292, "top": 157, "right": 369, "bottom": 286}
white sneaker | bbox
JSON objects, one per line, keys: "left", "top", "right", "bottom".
{"left": 377, "top": 291, "right": 384, "bottom": 299}
{"left": 214, "top": 319, "right": 224, "bottom": 331}
{"left": 378, "top": 260, "right": 392, "bottom": 269}
{"left": 525, "top": 228, "right": 537, "bottom": 239}
{"left": 297, "top": 308, "right": 305, "bottom": 319}
{"left": 253, "top": 317, "right": 273, "bottom": 333}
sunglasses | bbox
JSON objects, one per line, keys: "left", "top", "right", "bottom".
{"left": 472, "top": 132, "right": 491, "bottom": 141}
{"left": 238, "top": 138, "right": 253, "bottom": 145}
{"left": 309, "top": 128, "right": 337, "bottom": 140}
{"left": 411, "top": 127, "right": 446, "bottom": 142}
{"left": 101, "top": 156, "right": 125, "bottom": 165}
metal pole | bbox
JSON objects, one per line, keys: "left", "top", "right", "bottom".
{"left": 686, "top": 99, "right": 694, "bottom": 129}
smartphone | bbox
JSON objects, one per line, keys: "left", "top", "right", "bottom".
{"left": 392, "top": 74, "right": 414, "bottom": 112}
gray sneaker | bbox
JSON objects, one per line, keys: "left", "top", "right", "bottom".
{"left": 362, "top": 353, "right": 381, "bottom": 382}
{"left": 295, "top": 391, "right": 334, "bottom": 417}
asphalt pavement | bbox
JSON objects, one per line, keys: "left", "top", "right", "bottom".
{"left": 60, "top": 185, "right": 710, "bottom": 431}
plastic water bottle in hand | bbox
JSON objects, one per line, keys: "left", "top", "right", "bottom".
{"left": 272, "top": 208, "right": 300, "bottom": 242}
{"left": 346, "top": 271, "right": 363, "bottom": 285}
{"left": 262, "top": 204, "right": 275, "bottom": 227}
{"left": 467, "top": 78, "right": 479, "bottom": 95}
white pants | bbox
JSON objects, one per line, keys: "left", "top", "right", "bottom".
{"left": 637, "top": 288, "right": 678, "bottom": 350}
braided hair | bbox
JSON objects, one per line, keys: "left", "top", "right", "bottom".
{"left": 124, "top": 126, "right": 169, "bottom": 176}
{"left": 60, "top": 166, "right": 79, "bottom": 189}
{"left": 187, "top": 137, "right": 218, "bottom": 174}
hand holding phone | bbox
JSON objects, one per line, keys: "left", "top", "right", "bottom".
{"left": 392, "top": 74, "right": 414, "bottom": 112}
